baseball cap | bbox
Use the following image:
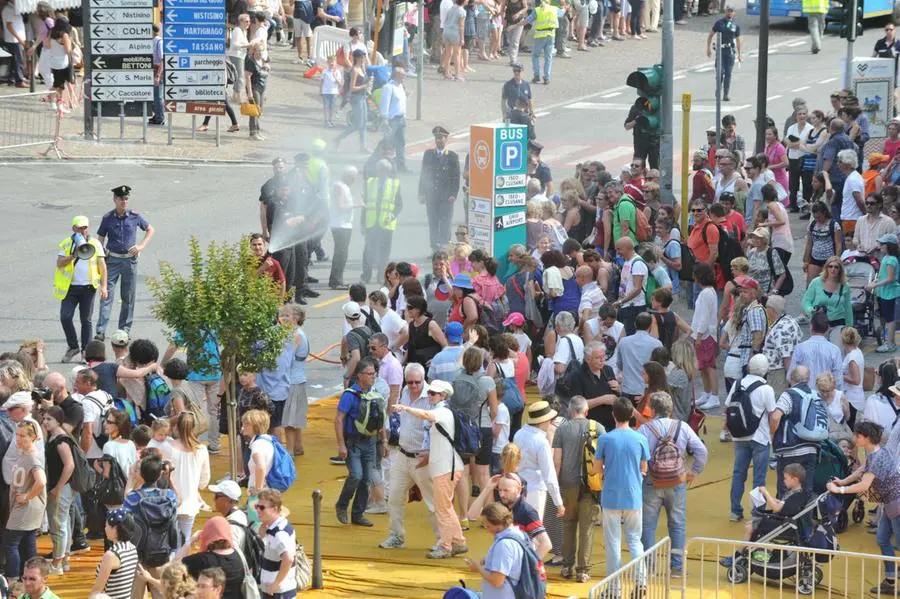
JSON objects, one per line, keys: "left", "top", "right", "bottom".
{"left": 427, "top": 380, "right": 454, "bottom": 397}
{"left": 208, "top": 480, "right": 242, "bottom": 501}
{"left": 72, "top": 215, "right": 89, "bottom": 228}
{"left": 1, "top": 391, "right": 33, "bottom": 411}
{"left": 110, "top": 329, "right": 130, "bottom": 347}
{"left": 878, "top": 233, "right": 899, "bottom": 245}
{"left": 749, "top": 227, "right": 771, "bottom": 242}
{"left": 342, "top": 301, "right": 362, "bottom": 320}
{"left": 503, "top": 312, "right": 525, "bottom": 327}
{"left": 734, "top": 275, "right": 760, "bottom": 290}
{"left": 444, "top": 321, "right": 464, "bottom": 344}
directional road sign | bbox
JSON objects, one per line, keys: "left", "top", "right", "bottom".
{"left": 164, "top": 86, "right": 226, "bottom": 100}
{"left": 165, "top": 70, "right": 225, "bottom": 85}
{"left": 165, "top": 55, "right": 225, "bottom": 70}
{"left": 164, "top": 24, "right": 226, "bottom": 39}
{"left": 165, "top": 100, "right": 227, "bottom": 115}
{"left": 87, "top": 0, "right": 155, "bottom": 105}
{"left": 164, "top": 8, "right": 227, "bottom": 22}
{"left": 163, "top": 0, "right": 227, "bottom": 116}
{"left": 164, "top": 39, "right": 225, "bottom": 54}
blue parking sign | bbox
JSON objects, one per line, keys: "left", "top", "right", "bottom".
{"left": 499, "top": 140, "right": 523, "bottom": 172}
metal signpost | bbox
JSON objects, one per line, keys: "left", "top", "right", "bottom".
{"left": 83, "top": 0, "right": 156, "bottom": 141}
{"left": 163, "top": 0, "right": 228, "bottom": 145}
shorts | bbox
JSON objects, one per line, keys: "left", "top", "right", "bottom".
{"left": 475, "top": 427, "right": 492, "bottom": 466}
{"left": 282, "top": 383, "right": 308, "bottom": 429}
{"left": 879, "top": 297, "right": 897, "bottom": 322}
{"left": 476, "top": 14, "right": 490, "bottom": 40}
{"left": 51, "top": 66, "right": 72, "bottom": 89}
{"left": 464, "top": 34, "right": 475, "bottom": 51}
{"left": 576, "top": 3, "right": 589, "bottom": 24}
{"left": 490, "top": 452, "right": 502, "bottom": 475}
{"left": 809, "top": 256, "right": 828, "bottom": 267}
{"left": 696, "top": 335, "right": 718, "bottom": 370}
{"left": 443, "top": 30, "right": 461, "bottom": 46}
{"left": 293, "top": 18, "right": 312, "bottom": 37}
{"left": 608, "top": 0, "right": 621, "bottom": 12}
{"left": 270, "top": 399, "right": 286, "bottom": 429}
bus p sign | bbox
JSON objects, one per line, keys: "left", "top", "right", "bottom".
{"left": 499, "top": 140, "right": 523, "bottom": 172}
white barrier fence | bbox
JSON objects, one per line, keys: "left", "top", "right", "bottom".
{"left": 0, "top": 91, "right": 57, "bottom": 153}
{"left": 311, "top": 25, "right": 350, "bottom": 66}
{"left": 588, "top": 537, "right": 672, "bottom": 599}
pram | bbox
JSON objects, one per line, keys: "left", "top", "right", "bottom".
{"left": 341, "top": 65, "right": 392, "bottom": 132}
{"left": 842, "top": 251, "right": 880, "bottom": 341}
{"left": 813, "top": 439, "right": 865, "bottom": 533}
{"left": 724, "top": 492, "right": 838, "bottom": 595}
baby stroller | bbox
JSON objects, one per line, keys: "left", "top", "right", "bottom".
{"left": 724, "top": 493, "right": 837, "bottom": 595}
{"left": 813, "top": 439, "right": 865, "bottom": 532}
{"left": 842, "top": 251, "right": 880, "bottom": 341}
{"left": 342, "top": 65, "right": 392, "bottom": 132}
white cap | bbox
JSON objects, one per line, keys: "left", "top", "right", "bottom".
{"left": 748, "top": 354, "right": 770, "bottom": 376}
{"left": 342, "top": 301, "right": 362, "bottom": 320}
{"left": 208, "top": 480, "right": 242, "bottom": 501}
{"left": 1, "top": 391, "right": 33, "bottom": 411}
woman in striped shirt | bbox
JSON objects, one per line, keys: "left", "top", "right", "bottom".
{"left": 90, "top": 507, "right": 139, "bottom": 599}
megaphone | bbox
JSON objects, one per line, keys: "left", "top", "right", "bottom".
{"left": 75, "top": 242, "right": 96, "bottom": 260}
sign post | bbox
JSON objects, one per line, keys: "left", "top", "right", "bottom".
{"left": 468, "top": 124, "right": 528, "bottom": 272}
{"left": 163, "top": 0, "right": 227, "bottom": 142}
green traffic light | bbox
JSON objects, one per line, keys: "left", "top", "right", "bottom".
{"left": 626, "top": 65, "right": 664, "bottom": 94}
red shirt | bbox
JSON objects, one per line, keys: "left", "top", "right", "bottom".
{"left": 258, "top": 255, "right": 286, "bottom": 296}
{"left": 721, "top": 210, "right": 746, "bottom": 242}
{"left": 688, "top": 219, "right": 725, "bottom": 288}
{"left": 691, "top": 168, "right": 715, "bottom": 203}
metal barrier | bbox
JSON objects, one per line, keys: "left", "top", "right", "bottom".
{"left": 311, "top": 25, "right": 350, "bottom": 65}
{"left": 0, "top": 91, "right": 57, "bottom": 153}
{"left": 588, "top": 537, "right": 672, "bottom": 599}
{"left": 681, "top": 536, "right": 900, "bottom": 598}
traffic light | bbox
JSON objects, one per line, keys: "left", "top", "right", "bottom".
{"left": 626, "top": 65, "right": 663, "bottom": 136}
{"left": 838, "top": 0, "right": 863, "bottom": 40}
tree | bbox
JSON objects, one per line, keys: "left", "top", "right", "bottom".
{"left": 149, "top": 236, "right": 290, "bottom": 477}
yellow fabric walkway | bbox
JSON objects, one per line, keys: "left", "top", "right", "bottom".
{"left": 50, "top": 395, "right": 889, "bottom": 598}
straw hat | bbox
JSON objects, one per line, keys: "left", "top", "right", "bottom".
{"left": 525, "top": 400, "right": 558, "bottom": 425}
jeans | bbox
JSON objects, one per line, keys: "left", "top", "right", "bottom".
{"left": 506, "top": 24, "right": 525, "bottom": 64}
{"left": 602, "top": 508, "right": 645, "bottom": 585}
{"left": 48, "top": 484, "right": 75, "bottom": 560}
{"left": 71, "top": 493, "right": 87, "bottom": 545}
{"left": 673, "top": 0, "right": 684, "bottom": 20}
{"left": 807, "top": 12, "right": 825, "bottom": 52}
{"left": 329, "top": 228, "right": 353, "bottom": 287}
{"left": 151, "top": 81, "right": 165, "bottom": 123}
{"left": 776, "top": 452, "right": 817, "bottom": 498}
{"left": 717, "top": 46, "right": 735, "bottom": 97}
{"left": 628, "top": 0, "right": 642, "bottom": 34}
{"left": 531, "top": 36, "right": 553, "bottom": 81}
{"left": 336, "top": 92, "right": 367, "bottom": 149}
{"left": 730, "top": 440, "right": 770, "bottom": 517}
{"left": 877, "top": 511, "right": 900, "bottom": 577}
{"left": 426, "top": 197, "right": 454, "bottom": 251}
{"left": 97, "top": 255, "right": 137, "bottom": 335}
{"left": 187, "top": 380, "right": 221, "bottom": 450}
{"left": 3, "top": 529, "right": 36, "bottom": 579}
{"left": 361, "top": 228, "right": 394, "bottom": 284}
{"left": 641, "top": 482, "right": 687, "bottom": 571}
{"left": 202, "top": 97, "right": 238, "bottom": 126}
{"left": 249, "top": 88, "right": 265, "bottom": 134}
{"left": 177, "top": 514, "right": 196, "bottom": 548}
{"left": 387, "top": 116, "right": 407, "bottom": 170}
{"left": 0, "top": 42, "right": 24, "bottom": 84}
{"left": 388, "top": 450, "right": 438, "bottom": 541}
{"left": 61, "top": 284, "right": 97, "bottom": 351}
{"left": 336, "top": 435, "right": 376, "bottom": 519}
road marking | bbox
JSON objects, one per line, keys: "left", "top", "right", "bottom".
{"left": 578, "top": 146, "right": 635, "bottom": 164}
{"left": 534, "top": 110, "right": 551, "bottom": 117}
{"left": 673, "top": 74, "right": 686, "bottom": 80}
{"left": 786, "top": 39, "right": 806, "bottom": 47}
{"left": 567, "top": 101, "right": 750, "bottom": 113}
{"left": 767, "top": 94, "right": 782, "bottom": 101}
{"left": 450, "top": 131, "right": 470, "bottom": 139}
{"left": 695, "top": 66, "right": 713, "bottom": 73}
{"left": 311, "top": 294, "right": 349, "bottom": 309}
{"left": 819, "top": 77, "right": 838, "bottom": 84}
{"left": 541, "top": 144, "right": 590, "bottom": 162}
{"left": 791, "top": 85, "right": 810, "bottom": 92}
{"left": 601, "top": 91, "right": 622, "bottom": 98}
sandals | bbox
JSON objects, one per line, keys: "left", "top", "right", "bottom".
{"left": 196, "top": 125, "right": 209, "bottom": 132}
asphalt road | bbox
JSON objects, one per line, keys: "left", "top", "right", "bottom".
{"left": 1, "top": 19, "right": 895, "bottom": 398}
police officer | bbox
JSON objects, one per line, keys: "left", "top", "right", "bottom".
{"left": 706, "top": 6, "right": 743, "bottom": 102}
{"left": 501, "top": 63, "right": 534, "bottom": 122}
{"left": 283, "top": 152, "right": 324, "bottom": 303}
{"left": 874, "top": 23, "right": 900, "bottom": 58}
{"left": 95, "top": 185, "right": 154, "bottom": 340}
{"left": 418, "top": 126, "right": 460, "bottom": 253}
{"left": 56, "top": 216, "right": 108, "bottom": 363}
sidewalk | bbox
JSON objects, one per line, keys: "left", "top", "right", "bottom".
{"left": 0, "top": 12, "right": 803, "bottom": 162}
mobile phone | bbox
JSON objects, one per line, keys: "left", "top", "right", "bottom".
{"left": 787, "top": 135, "right": 800, "bottom": 142}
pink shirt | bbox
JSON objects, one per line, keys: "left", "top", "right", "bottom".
{"left": 765, "top": 142, "right": 789, "bottom": 193}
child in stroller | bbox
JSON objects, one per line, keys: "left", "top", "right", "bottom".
{"left": 721, "top": 465, "right": 832, "bottom": 595}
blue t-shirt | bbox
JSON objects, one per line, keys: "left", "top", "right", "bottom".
{"left": 482, "top": 527, "right": 527, "bottom": 599}
{"left": 662, "top": 238, "right": 681, "bottom": 293}
{"left": 712, "top": 17, "right": 740, "bottom": 47}
{"left": 288, "top": 328, "right": 309, "bottom": 385}
{"left": 337, "top": 384, "right": 365, "bottom": 439}
{"left": 173, "top": 332, "right": 221, "bottom": 381}
{"left": 595, "top": 427, "right": 650, "bottom": 510}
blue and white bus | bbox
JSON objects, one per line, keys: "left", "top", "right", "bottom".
{"left": 746, "top": 0, "right": 894, "bottom": 20}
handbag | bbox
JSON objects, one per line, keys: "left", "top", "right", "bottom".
{"left": 235, "top": 544, "right": 262, "bottom": 599}
{"left": 524, "top": 279, "right": 544, "bottom": 329}
{"left": 687, "top": 385, "right": 707, "bottom": 435}
{"left": 240, "top": 102, "right": 260, "bottom": 117}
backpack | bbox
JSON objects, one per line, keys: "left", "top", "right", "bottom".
{"left": 54, "top": 435, "right": 95, "bottom": 494}
{"left": 678, "top": 238, "right": 695, "bottom": 281}
{"left": 257, "top": 434, "right": 297, "bottom": 492}
{"left": 144, "top": 373, "right": 173, "bottom": 424}
{"left": 641, "top": 261, "right": 660, "bottom": 306}
{"left": 700, "top": 221, "right": 744, "bottom": 275}
{"left": 131, "top": 488, "right": 179, "bottom": 568}
{"left": 347, "top": 388, "right": 386, "bottom": 437}
{"left": 294, "top": 0, "right": 315, "bottom": 23}
{"left": 724, "top": 380, "right": 766, "bottom": 438}
{"left": 225, "top": 59, "right": 237, "bottom": 86}
{"left": 498, "top": 533, "right": 548, "bottom": 599}
{"left": 479, "top": 294, "right": 510, "bottom": 334}
{"left": 495, "top": 364, "right": 524, "bottom": 413}
{"left": 616, "top": 197, "right": 652, "bottom": 242}
{"left": 581, "top": 420, "right": 603, "bottom": 494}
{"left": 434, "top": 408, "right": 482, "bottom": 480}
{"left": 553, "top": 336, "right": 582, "bottom": 399}
{"left": 361, "top": 307, "right": 382, "bottom": 334}
{"left": 605, "top": 261, "right": 621, "bottom": 302}
{"left": 83, "top": 390, "right": 114, "bottom": 446}
{"left": 113, "top": 397, "right": 139, "bottom": 428}
{"left": 647, "top": 421, "right": 686, "bottom": 488}
{"left": 788, "top": 387, "right": 829, "bottom": 443}
{"left": 766, "top": 248, "right": 794, "bottom": 296}
{"left": 231, "top": 519, "right": 265, "bottom": 582}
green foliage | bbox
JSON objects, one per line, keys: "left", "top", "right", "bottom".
{"left": 148, "top": 236, "right": 290, "bottom": 377}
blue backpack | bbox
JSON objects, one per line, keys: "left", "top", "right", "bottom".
{"left": 442, "top": 585, "right": 479, "bottom": 599}
{"left": 495, "top": 363, "right": 524, "bottom": 413}
{"left": 434, "top": 408, "right": 482, "bottom": 481}
{"left": 144, "top": 373, "right": 173, "bottom": 423}
{"left": 258, "top": 434, "right": 296, "bottom": 492}
{"left": 773, "top": 385, "right": 829, "bottom": 453}
{"left": 499, "top": 532, "right": 547, "bottom": 599}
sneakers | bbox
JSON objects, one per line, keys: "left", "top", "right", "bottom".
{"left": 451, "top": 544, "right": 469, "bottom": 556}
{"left": 94, "top": 332, "right": 105, "bottom": 342}
{"left": 62, "top": 348, "right": 81, "bottom": 363}
{"left": 719, "top": 429, "right": 732, "bottom": 443}
{"left": 575, "top": 572, "right": 591, "bottom": 583}
{"left": 876, "top": 343, "right": 897, "bottom": 353}
{"left": 460, "top": 518, "right": 471, "bottom": 531}
{"left": 560, "top": 566, "right": 574, "bottom": 579}
{"left": 378, "top": 535, "right": 405, "bottom": 549}
{"left": 336, "top": 507, "right": 349, "bottom": 525}
{"left": 47, "top": 563, "right": 64, "bottom": 576}
{"left": 728, "top": 512, "right": 743, "bottom": 522}
{"left": 69, "top": 540, "right": 91, "bottom": 554}
{"left": 697, "top": 394, "right": 720, "bottom": 410}
{"left": 352, "top": 516, "right": 374, "bottom": 527}
{"left": 427, "top": 546, "right": 454, "bottom": 559}
{"left": 871, "top": 579, "right": 896, "bottom": 594}
{"left": 365, "top": 501, "right": 388, "bottom": 515}
{"left": 330, "top": 455, "right": 346, "bottom": 465}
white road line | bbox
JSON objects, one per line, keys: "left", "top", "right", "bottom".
{"left": 601, "top": 91, "right": 622, "bottom": 98}
{"left": 820, "top": 77, "right": 838, "bottom": 84}
{"left": 673, "top": 74, "right": 686, "bottom": 80}
{"left": 534, "top": 111, "right": 551, "bottom": 117}
{"left": 578, "top": 146, "right": 635, "bottom": 164}
{"left": 791, "top": 85, "right": 810, "bottom": 92}
{"left": 695, "top": 66, "right": 713, "bottom": 73}
{"left": 769, "top": 48, "right": 779, "bottom": 54}
{"left": 786, "top": 39, "right": 806, "bottom": 47}
{"left": 450, "top": 132, "right": 470, "bottom": 139}
{"left": 567, "top": 101, "right": 751, "bottom": 113}
{"left": 767, "top": 94, "right": 782, "bottom": 101}
{"left": 540, "top": 144, "right": 590, "bottom": 162}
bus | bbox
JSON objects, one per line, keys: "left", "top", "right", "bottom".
{"left": 746, "top": 0, "right": 894, "bottom": 21}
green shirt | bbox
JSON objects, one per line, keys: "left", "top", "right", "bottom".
{"left": 875, "top": 255, "right": 900, "bottom": 300}
{"left": 612, "top": 196, "right": 638, "bottom": 244}
{"left": 802, "top": 277, "right": 853, "bottom": 325}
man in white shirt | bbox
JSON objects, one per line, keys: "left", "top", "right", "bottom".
{"left": 553, "top": 311, "right": 585, "bottom": 375}
{"left": 1, "top": 0, "right": 26, "bottom": 87}
{"left": 837, "top": 149, "right": 865, "bottom": 234}
{"left": 379, "top": 67, "right": 409, "bottom": 172}
{"left": 724, "top": 354, "right": 776, "bottom": 522}
{"left": 73, "top": 368, "right": 110, "bottom": 459}
{"left": 611, "top": 237, "right": 648, "bottom": 335}
{"left": 576, "top": 265, "right": 606, "bottom": 325}
{"left": 852, "top": 190, "right": 896, "bottom": 254}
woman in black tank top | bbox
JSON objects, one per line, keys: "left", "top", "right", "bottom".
{"left": 405, "top": 296, "right": 448, "bottom": 367}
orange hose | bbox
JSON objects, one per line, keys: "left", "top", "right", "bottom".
{"left": 305, "top": 341, "right": 343, "bottom": 365}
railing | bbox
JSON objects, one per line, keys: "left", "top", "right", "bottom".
{"left": 0, "top": 91, "right": 57, "bottom": 152}
{"left": 681, "top": 536, "right": 900, "bottom": 598}
{"left": 588, "top": 537, "right": 672, "bottom": 599}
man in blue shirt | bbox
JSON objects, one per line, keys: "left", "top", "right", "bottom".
{"left": 706, "top": 6, "right": 743, "bottom": 102}
{"left": 427, "top": 322, "right": 466, "bottom": 383}
{"left": 593, "top": 397, "right": 650, "bottom": 591}
{"left": 95, "top": 185, "right": 154, "bottom": 340}
{"left": 334, "top": 358, "right": 380, "bottom": 527}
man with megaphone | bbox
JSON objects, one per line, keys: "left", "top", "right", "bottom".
{"left": 54, "top": 215, "right": 108, "bottom": 363}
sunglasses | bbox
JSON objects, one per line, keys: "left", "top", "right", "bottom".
{"left": 359, "top": 371, "right": 376, "bottom": 376}
{"left": 827, "top": 265, "right": 840, "bottom": 269}
{"left": 866, "top": 201, "right": 880, "bottom": 206}
{"left": 254, "top": 504, "right": 271, "bottom": 511}
{"left": 427, "top": 390, "right": 442, "bottom": 396}
{"left": 691, "top": 208, "right": 705, "bottom": 213}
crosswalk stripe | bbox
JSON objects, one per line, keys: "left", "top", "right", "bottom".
{"left": 540, "top": 144, "right": 591, "bottom": 163}
{"left": 566, "top": 101, "right": 751, "bottom": 113}
{"left": 579, "top": 146, "right": 635, "bottom": 164}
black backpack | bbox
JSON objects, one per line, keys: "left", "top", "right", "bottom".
{"left": 361, "top": 307, "right": 382, "bottom": 334}
{"left": 131, "top": 488, "right": 179, "bottom": 568}
{"left": 231, "top": 519, "right": 265, "bottom": 582}
{"left": 554, "top": 337, "right": 582, "bottom": 399}
{"left": 725, "top": 380, "right": 766, "bottom": 438}
{"left": 700, "top": 221, "right": 744, "bottom": 275}
{"left": 51, "top": 435, "right": 95, "bottom": 494}
{"left": 766, "top": 248, "right": 794, "bottom": 296}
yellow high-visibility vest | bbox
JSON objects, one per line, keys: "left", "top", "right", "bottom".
{"left": 802, "top": 0, "right": 828, "bottom": 14}
{"left": 53, "top": 236, "right": 103, "bottom": 300}
{"left": 533, "top": 4, "right": 558, "bottom": 39}
{"left": 365, "top": 177, "right": 399, "bottom": 231}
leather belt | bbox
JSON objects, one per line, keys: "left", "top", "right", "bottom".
{"left": 399, "top": 447, "right": 418, "bottom": 458}
{"left": 107, "top": 252, "right": 132, "bottom": 259}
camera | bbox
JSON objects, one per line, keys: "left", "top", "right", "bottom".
{"left": 31, "top": 387, "right": 52, "bottom": 402}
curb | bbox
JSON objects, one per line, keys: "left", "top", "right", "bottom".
{"left": 0, "top": 155, "right": 273, "bottom": 166}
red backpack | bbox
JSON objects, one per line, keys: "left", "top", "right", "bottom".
{"left": 648, "top": 421, "right": 686, "bottom": 488}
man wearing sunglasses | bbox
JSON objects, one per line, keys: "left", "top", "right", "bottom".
{"left": 256, "top": 489, "right": 298, "bottom": 598}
